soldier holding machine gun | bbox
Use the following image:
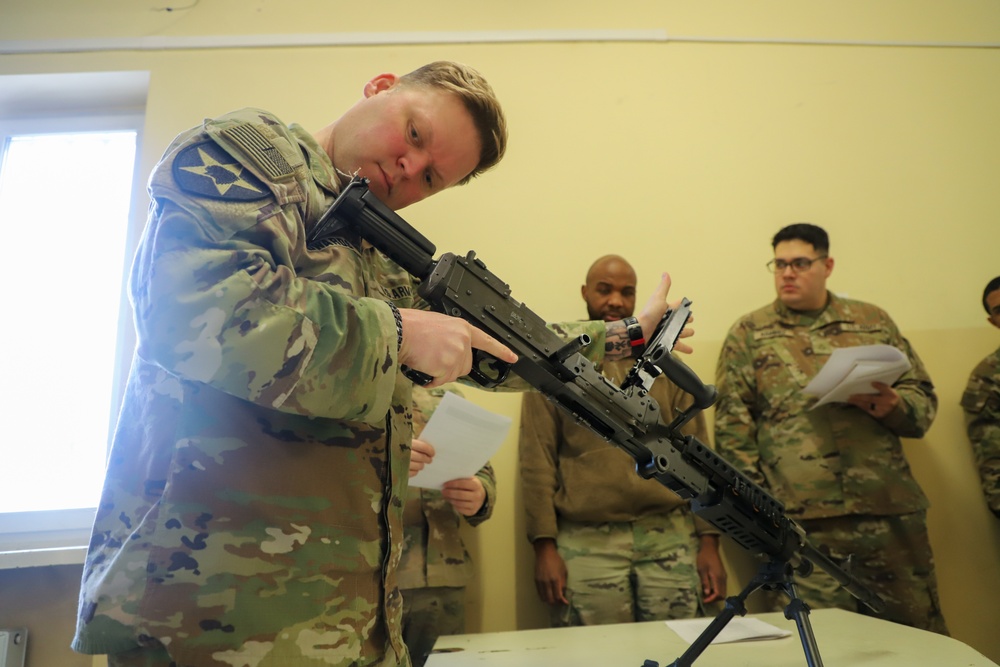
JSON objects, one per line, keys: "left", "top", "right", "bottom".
{"left": 72, "top": 61, "right": 683, "bottom": 667}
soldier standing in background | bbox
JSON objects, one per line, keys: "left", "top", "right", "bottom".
{"left": 713, "top": 222, "right": 947, "bottom": 634}
{"left": 520, "top": 254, "right": 727, "bottom": 627}
{"left": 961, "top": 276, "right": 1000, "bottom": 518}
{"left": 401, "top": 384, "right": 496, "bottom": 667}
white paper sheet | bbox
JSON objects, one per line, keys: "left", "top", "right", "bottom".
{"left": 409, "top": 391, "right": 512, "bottom": 489}
{"left": 802, "top": 344, "right": 911, "bottom": 409}
{"left": 665, "top": 616, "right": 792, "bottom": 645}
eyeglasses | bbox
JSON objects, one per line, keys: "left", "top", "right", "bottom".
{"left": 766, "top": 256, "right": 828, "bottom": 274}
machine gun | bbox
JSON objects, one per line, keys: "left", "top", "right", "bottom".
{"left": 308, "top": 177, "right": 884, "bottom": 667}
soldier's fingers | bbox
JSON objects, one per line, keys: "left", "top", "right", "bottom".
{"left": 411, "top": 438, "right": 435, "bottom": 458}
{"left": 470, "top": 329, "right": 518, "bottom": 364}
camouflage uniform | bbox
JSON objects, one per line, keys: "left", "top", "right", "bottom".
{"left": 520, "top": 358, "right": 718, "bottom": 626}
{"left": 714, "top": 293, "right": 947, "bottom": 633}
{"left": 961, "top": 346, "right": 1000, "bottom": 517}
{"left": 398, "top": 385, "right": 496, "bottom": 667}
{"left": 71, "top": 108, "right": 606, "bottom": 667}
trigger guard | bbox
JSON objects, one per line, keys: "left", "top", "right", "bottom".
{"left": 469, "top": 351, "right": 511, "bottom": 389}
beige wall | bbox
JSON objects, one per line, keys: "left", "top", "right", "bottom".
{"left": 2, "top": 2, "right": 999, "bottom": 665}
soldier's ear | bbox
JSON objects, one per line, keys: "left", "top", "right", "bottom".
{"left": 363, "top": 73, "right": 399, "bottom": 98}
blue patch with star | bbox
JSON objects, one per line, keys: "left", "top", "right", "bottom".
{"left": 172, "top": 141, "right": 270, "bottom": 201}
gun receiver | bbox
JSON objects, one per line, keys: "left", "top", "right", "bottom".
{"left": 312, "top": 177, "right": 885, "bottom": 615}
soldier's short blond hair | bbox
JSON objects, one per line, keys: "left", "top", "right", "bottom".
{"left": 399, "top": 61, "right": 507, "bottom": 185}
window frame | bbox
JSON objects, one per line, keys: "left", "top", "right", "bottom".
{"left": 0, "top": 74, "right": 148, "bottom": 568}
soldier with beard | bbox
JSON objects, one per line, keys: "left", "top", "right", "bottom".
{"left": 519, "top": 254, "right": 727, "bottom": 627}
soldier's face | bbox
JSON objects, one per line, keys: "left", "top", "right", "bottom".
{"left": 331, "top": 75, "right": 481, "bottom": 210}
{"left": 987, "top": 289, "right": 1000, "bottom": 331}
{"left": 772, "top": 239, "right": 833, "bottom": 311}
{"left": 581, "top": 259, "right": 637, "bottom": 321}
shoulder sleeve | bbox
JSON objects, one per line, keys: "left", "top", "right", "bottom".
{"left": 712, "top": 319, "right": 766, "bottom": 485}
{"left": 131, "top": 110, "right": 398, "bottom": 423}
{"left": 466, "top": 460, "right": 497, "bottom": 527}
{"left": 519, "top": 390, "right": 563, "bottom": 541}
{"left": 877, "top": 310, "right": 937, "bottom": 437}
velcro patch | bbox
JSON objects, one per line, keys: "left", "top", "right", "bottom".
{"left": 222, "top": 124, "right": 295, "bottom": 180}
{"left": 173, "top": 141, "right": 270, "bottom": 201}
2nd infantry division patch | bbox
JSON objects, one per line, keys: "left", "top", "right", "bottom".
{"left": 173, "top": 141, "right": 270, "bottom": 201}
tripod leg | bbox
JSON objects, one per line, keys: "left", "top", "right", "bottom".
{"left": 782, "top": 579, "right": 824, "bottom": 667}
{"left": 656, "top": 559, "right": 830, "bottom": 667}
{"left": 664, "top": 563, "right": 772, "bottom": 667}
{"left": 668, "top": 596, "right": 747, "bottom": 667}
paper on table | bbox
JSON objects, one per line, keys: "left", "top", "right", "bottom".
{"left": 665, "top": 617, "right": 792, "bottom": 645}
{"left": 409, "top": 391, "right": 512, "bottom": 489}
{"left": 803, "top": 344, "right": 911, "bottom": 409}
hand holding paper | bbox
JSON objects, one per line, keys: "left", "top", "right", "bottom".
{"left": 409, "top": 392, "right": 512, "bottom": 489}
{"left": 803, "top": 344, "right": 911, "bottom": 409}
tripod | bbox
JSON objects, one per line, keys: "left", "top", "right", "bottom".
{"left": 644, "top": 557, "right": 825, "bottom": 667}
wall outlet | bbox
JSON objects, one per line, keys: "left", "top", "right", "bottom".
{"left": 0, "top": 629, "right": 27, "bottom": 667}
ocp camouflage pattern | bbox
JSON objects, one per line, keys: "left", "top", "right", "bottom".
{"left": 72, "top": 108, "right": 605, "bottom": 667}
{"left": 714, "top": 294, "right": 937, "bottom": 519}
{"left": 961, "top": 346, "right": 1000, "bottom": 517}
{"left": 397, "top": 384, "right": 496, "bottom": 591}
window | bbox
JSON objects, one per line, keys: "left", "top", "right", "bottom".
{"left": 0, "top": 72, "right": 148, "bottom": 565}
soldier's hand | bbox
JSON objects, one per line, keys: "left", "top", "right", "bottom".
{"left": 409, "top": 438, "right": 435, "bottom": 477}
{"left": 398, "top": 308, "right": 518, "bottom": 388}
{"left": 637, "top": 273, "right": 694, "bottom": 355}
{"left": 532, "top": 538, "right": 569, "bottom": 606}
{"left": 846, "top": 381, "right": 900, "bottom": 419}
{"left": 441, "top": 477, "right": 486, "bottom": 516}
{"left": 697, "top": 535, "right": 727, "bottom": 603}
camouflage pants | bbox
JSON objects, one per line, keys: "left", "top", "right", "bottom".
{"left": 760, "top": 512, "right": 948, "bottom": 635}
{"left": 400, "top": 585, "right": 465, "bottom": 667}
{"left": 551, "top": 511, "right": 701, "bottom": 627}
{"left": 106, "top": 642, "right": 174, "bottom": 667}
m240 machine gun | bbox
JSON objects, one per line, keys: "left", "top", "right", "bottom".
{"left": 308, "top": 177, "right": 884, "bottom": 667}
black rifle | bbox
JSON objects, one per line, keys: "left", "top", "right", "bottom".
{"left": 309, "top": 177, "right": 884, "bottom": 667}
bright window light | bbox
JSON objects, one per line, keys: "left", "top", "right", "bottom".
{"left": 0, "top": 130, "right": 137, "bottom": 513}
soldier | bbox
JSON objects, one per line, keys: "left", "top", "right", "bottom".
{"left": 713, "top": 223, "right": 947, "bottom": 634}
{"left": 400, "top": 384, "right": 496, "bottom": 667}
{"left": 71, "top": 62, "right": 683, "bottom": 667}
{"left": 960, "top": 276, "right": 1000, "bottom": 518}
{"left": 520, "top": 254, "right": 727, "bottom": 627}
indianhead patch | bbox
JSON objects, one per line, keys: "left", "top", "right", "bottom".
{"left": 173, "top": 141, "right": 270, "bottom": 201}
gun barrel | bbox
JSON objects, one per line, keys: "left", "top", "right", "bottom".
{"left": 798, "top": 541, "right": 886, "bottom": 613}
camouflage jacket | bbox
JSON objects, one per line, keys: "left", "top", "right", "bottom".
{"left": 960, "top": 346, "right": 1000, "bottom": 517}
{"left": 713, "top": 293, "right": 936, "bottom": 520}
{"left": 519, "top": 358, "right": 718, "bottom": 541}
{"left": 397, "top": 385, "right": 496, "bottom": 590}
{"left": 72, "top": 109, "right": 605, "bottom": 667}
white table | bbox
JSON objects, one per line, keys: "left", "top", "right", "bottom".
{"left": 426, "top": 608, "right": 998, "bottom": 667}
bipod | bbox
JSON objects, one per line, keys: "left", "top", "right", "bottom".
{"left": 642, "top": 557, "right": 824, "bottom": 667}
